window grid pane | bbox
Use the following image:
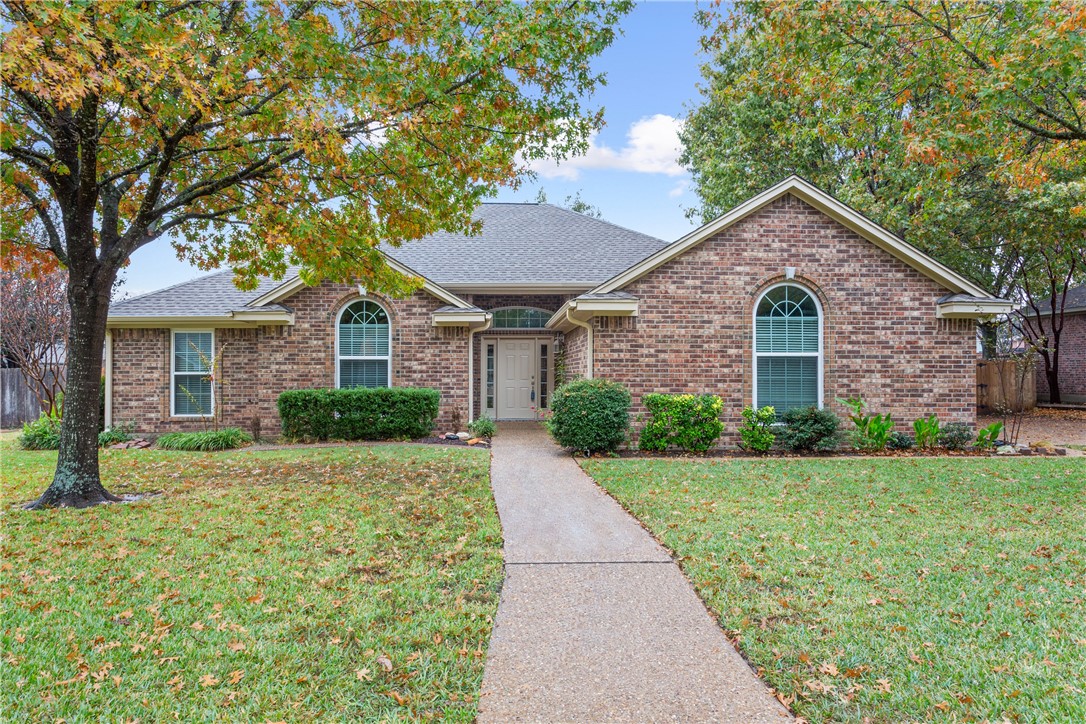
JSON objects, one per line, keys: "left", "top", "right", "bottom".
{"left": 756, "top": 356, "right": 818, "bottom": 413}
{"left": 339, "top": 359, "right": 389, "bottom": 389}
{"left": 485, "top": 344, "right": 495, "bottom": 410}
{"left": 491, "top": 308, "right": 549, "bottom": 329}
{"left": 174, "top": 374, "right": 211, "bottom": 415}
{"left": 174, "top": 332, "right": 212, "bottom": 373}
{"left": 539, "top": 344, "right": 549, "bottom": 409}
{"left": 755, "top": 318, "right": 818, "bottom": 353}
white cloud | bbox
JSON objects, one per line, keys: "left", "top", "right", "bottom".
{"left": 531, "top": 114, "right": 686, "bottom": 181}
{"left": 668, "top": 179, "right": 690, "bottom": 198}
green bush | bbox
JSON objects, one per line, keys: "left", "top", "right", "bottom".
{"left": 547, "top": 378, "right": 630, "bottom": 454}
{"left": 468, "top": 416, "right": 496, "bottom": 438}
{"left": 976, "top": 421, "right": 1003, "bottom": 450}
{"left": 939, "top": 422, "right": 973, "bottom": 451}
{"left": 777, "top": 406, "right": 841, "bottom": 453}
{"left": 98, "top": 422, "right": 134, "bottom": 448}
{"left": 913, "top": 414, "right": 941, "bottom": 450}
{"left": 156, "top": 428, "right": 253, "bottom": 451}
{"left": 18, "top": 410, "right": 62, "bottom": 450}
{"left": 887, "top": 431, "right": 915, "bottom": 451}
{"left": 837, "top": 396, "right": 895, "bottom": 451}
{"left": 738, "top": 405, "right": 776, "bottom": 453}
{"left": 638, "top": 393, "right": 724, "bottom": 453}
{"left": 277, "top": 387, "right": 440, "bottom": 441}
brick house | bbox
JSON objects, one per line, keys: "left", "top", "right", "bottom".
{"left": 1031, "top": 283, "right": 1086, "bottom": 405}
{"left": 106, "top": 176, "right": 1013, "bottom": 443}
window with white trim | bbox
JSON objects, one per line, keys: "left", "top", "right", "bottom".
{"left": 490, "top": 307, "right": 550, "bottom": 329}
{"left": 172, "top": 330, "right": 214, "bottom": 416}
{"left": 337, "top": 300, "right": 391, "bottom": 388}
{"left": 754, "top": 284, "right": 821, "bottom": 414}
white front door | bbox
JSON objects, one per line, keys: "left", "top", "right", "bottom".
{"left": 497, "top": 339, "right": 537, "bottom": 420}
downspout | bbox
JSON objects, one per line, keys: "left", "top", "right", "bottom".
{"left": 467, "top": 316, "right": 492, "bottom": 422}
{"left": 104, "top": 330, "right": 113, "bottom": 429}
{"left": 565, "top": 306, "right": 593, "bottom": 379}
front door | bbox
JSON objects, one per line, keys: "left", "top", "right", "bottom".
{"left": 497, "top": 339, "right": 537, "bottom": 420}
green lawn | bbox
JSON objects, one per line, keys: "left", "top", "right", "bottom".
{"left": 1, "top": 439, "right": 502, "bottom": 721}
{"left": 584, "top": 457, "right": 1086, "bottom": 722}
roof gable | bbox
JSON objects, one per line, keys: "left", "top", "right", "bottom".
{"left": 592, "top": 176, "right": 994, "bottom": 298}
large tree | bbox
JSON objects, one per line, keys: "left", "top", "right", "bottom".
{"left": 1, "top": 0, "right": 631, "bottom": 508}
{"left": 681, "top": 1, "right": 1085, "bottom": 376}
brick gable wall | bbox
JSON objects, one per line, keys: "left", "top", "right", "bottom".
{"left": 1036, "top": 312, "right": 1086, "bottom": 402}
{"left": 110, "top": 282, "right": 468, "bottom": 437}
{"left": 592, "top": 194, "right": 977, "bottom": 446}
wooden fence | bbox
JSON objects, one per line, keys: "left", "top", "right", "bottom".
{"left": 1, "top": 367, "right": 64, "bottom": 428}
{"left": 977, "top": 359, "right": 1036, "bottom": 412}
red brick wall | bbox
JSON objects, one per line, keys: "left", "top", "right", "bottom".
{"left": 1036, "top": 312, "right": 1086, "bottom": 402}
{"left": 109, "top": 283, "right": 468, "bottom": 437}
{"left": 592, "top": 194, "right": 978, "bottom": 446}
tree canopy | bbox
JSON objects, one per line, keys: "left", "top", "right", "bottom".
{"left": 681, "top": 0, "right": 1085, "bottom": 301}
{"left": 0, "top": 0, "right": 632, "bottom": 507}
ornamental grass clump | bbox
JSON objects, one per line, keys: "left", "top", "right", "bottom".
{"left": 18, "top": 409, "right": 62, "bottom": 450}
{"left": 638, "top": 393, "right": 724, "bottom": 453}
{"left": 156, "top": 428, "right": 253, "bottom": 451}
{"left": 547, "top": 378, "right": 630, "bottom": 454}
{"left": 837, "top": 396, "right": 894, "bottom": 451}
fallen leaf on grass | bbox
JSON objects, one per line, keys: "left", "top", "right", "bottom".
{"left": 227, "top": 641, "right": 246, "bottom": 652}
{"left": 818, "top": 662, "right": 839, "bottom": 677}
{"left": 355, "top": 668, "right": 371, "bottom": 681}
{"left": 227, "top": 670, "right": 244, "bottom": 685}
{"left": 199, "top": 674, "right": 219, "bottom": 687}
{"left": 875, "top": 678, "right": 892, "bottom": 693}
{"left": 387, "top": 690, "right": 409, "bottom": 705}
{"left": 376, "top": 655, "right": 393, "bottom": 672}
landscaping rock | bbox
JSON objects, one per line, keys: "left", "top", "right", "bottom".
{"left": 995, "top": 445, "right": 1019, "bottom": 455}
{"left": 456, "top": 431, "right": 471, "bottom": 440}
{"left": 110, "top": 438, "right": 152, "bottom": 450}
{"left": 444, "top": 433, "right": 460, "bottom": 440}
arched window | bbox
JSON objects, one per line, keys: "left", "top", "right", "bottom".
{"left": 490, "top": 307, "right": 551, "bottom": 329}
{"left": 754, "top": 284, "right": 822, "bottom": 413}
{"left": 337, "top": 300, "right": 391, "bottom": 388}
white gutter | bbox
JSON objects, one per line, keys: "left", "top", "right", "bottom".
{"left": 467, "top": 315, "right": 493, "bottom": 422}
{"left": 104, "top": 330, "right": 113, "bottom": 429}
{"left": 565, "top": 307, "right": 593, "bottom": 379}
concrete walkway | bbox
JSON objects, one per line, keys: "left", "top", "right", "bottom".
{"left": 478, "top": 423, "right": 790, "bottom": 723}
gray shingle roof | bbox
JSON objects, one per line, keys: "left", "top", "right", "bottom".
{"left": 109, "top": 203, "right": 667, "bottom": 318}
{"left": 379, "top": 203, "right": 666, "bottom": 286}
{"left": 110, "top": 271, "right": 291, "bottom": 317}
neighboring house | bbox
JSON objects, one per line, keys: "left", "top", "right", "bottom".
{"left": 106, "top": 176, "right": 1013, "bottom": 443}
{"left": 1030, "top": 283, "right": 1086, "bottom": 405}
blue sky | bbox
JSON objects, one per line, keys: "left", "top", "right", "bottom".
{"left": 121, "top": 2, "right": 708, "bottom": 297}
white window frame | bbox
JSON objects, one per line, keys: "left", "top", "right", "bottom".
{"left": 335, "top": 298, "right": 392, "bottom": 389}
{"left": 752, "top": 282, "right": 824, "bottom": 411}
{"left": 170, "top": 329, "right": 215, "bottom": 418}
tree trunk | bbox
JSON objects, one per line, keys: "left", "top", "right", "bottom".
{"left": 26, "top": 270, "right": 121, "bottom": 509}
{"left": 1046, "top": 360, "right": 1061, "bottom": 405}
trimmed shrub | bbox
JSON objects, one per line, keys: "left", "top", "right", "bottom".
{"left": 738, "top": 405, "right": 776, "bottom": 453}
{"left": 277, "top": 387, "right": 440, "bottom": 441}
{"left": 888, "top": 431, "right": 915, "bottom": 450}
{"left": 468, "top": 416, "right": 496, "bottom": 439}
{"left": 939, "top": 422, "right": 973, "bottom": 451}
{"left": 156, "top": 428, "right": 253, "bottom": 451}
{"left": 777, "top": 406, "right": 841, "bottom": 452}
{"left": 547, "top": 378, "right": 630, "bottom": 454}
{"left": 638, "top": 393, "right": 723, "bottom": 453}
{"left": 19, "top": 410, "right": 62, "bottom": 450}
{"left": 98, "top": 423, "right": 134, "bottom": 448}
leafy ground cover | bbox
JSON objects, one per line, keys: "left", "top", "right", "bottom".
{"left": 584, "top": 457, "right": 1086, "bottom": 721}
{"left": 1, "top": 437, "right": 501, "bottom": 721}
